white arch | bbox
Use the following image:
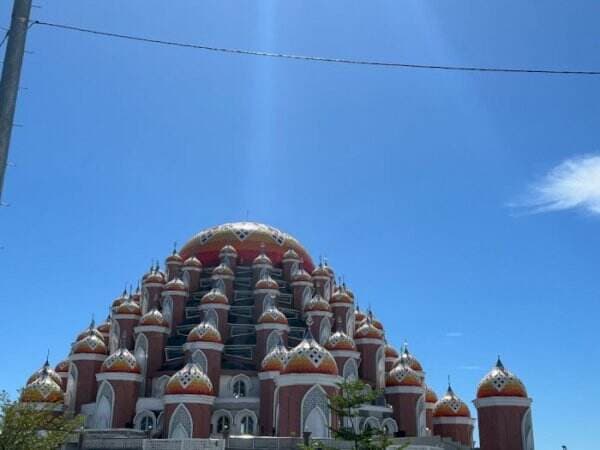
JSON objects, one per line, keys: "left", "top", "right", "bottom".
{"left": 153, "top": 375, "right": 170, "bottom": 397}
{"left": 110, "top": 319, "right": 120, "bottom": 354}
{"left": 343, "top": 359, "right": 358, "bottom": 380}
{"left": 230, "top": 374, "right": 252, "bottom": 397}
{"left": 215, "top": 278, "right": 226, "bottom": 294}
{"left": 65, "top": 363, "right": 78, "bottom": 413}
{"left": 319, "top": 317, "right": 331, "bottom": 345}
{"left": 381, "top": 418, "right": 398, "bottom": 436}
{"left": 205, "top": 309, "right": 219, "bottom": 328}
{"left": 266, "top": 330, "right": 280, "bottom": 355}
{"left": 142, "top": 287, "right": 150, "bottom": 314}
{"left": 94, "top": 381, "right": 114, "bottom": 429}
{"left": 162, "top": 296, "right": 173, "bottom": 329}
{"left": 182, "top": 271, "right": 191, "bottom": 289}
{"left": 416, "top": 394, "right": 426, "bottom": 436}
{"left": 302, "top": 286, "right": 312, "bottom": 308}
{"left": 190, "top": 349, "right": 208, "bottom": 373}
{"left": 522, "top": 408, "right": 534, "bottom": 450}
{"left": 134, "top": 333, "right": 149, "bottom": 396}
{"left": 273, "top": 386, "right": 280, "bottom": 436}
{"left": 290, "top": 261, "right": 299, "bottom": 276}
{"left": 324, "top": 280, "right": 331, "bottom": 301}
{"left": 212, "top": 409, "right": 233, "bottom": 435}
{"left": 235, "top": 409, "right": 258, "bottom": 435}
{"left": 134, "top": 410, "right": 156, "bottom": 432}
{"left": 169, "top": 404, "right": 193, "bottom": 439}
{"left": 375, "top": 345, "right": 385, "bottom": 389}
{"left": 346, "top": 310, "right": 355, "bottom": 336}
{"left": 301, "top": 385, "right": 330, "bottom": 438}
{"left": 362, "top": 416, "right": 380, "bottom": 431}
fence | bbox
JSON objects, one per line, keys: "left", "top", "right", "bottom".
{"left": 142, "top": 439, "right": 224, "bottom": 450}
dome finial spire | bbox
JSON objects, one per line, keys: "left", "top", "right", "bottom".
{"left": 496, "top": 355, "right": 504, "bottom": 369}
{"left": 172, "top": 241, "right": 178, "bottom": 255}
{"left": 447, "top": 374, "right": 454, "bottom": 394}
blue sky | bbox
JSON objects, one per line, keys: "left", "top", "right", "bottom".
{"left": 1, "top": 1, "right": 599, "bottom": 448}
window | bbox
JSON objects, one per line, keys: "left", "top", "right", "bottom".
{"left": 266, "top": 330, "right": 280, "bottom": 354}
{"left": 302, "top": 386, "right": 330, "bottom": 438}
{"left": 217, "top": 415, "right": 230, "bottom": 433}
{"left": 215, "top": 278, "right": 226, "bottom": 294}
{"left": 191, "top": 350, "right": 208, "bottom": 373}
{"left": 135, "top": 411, "right": 156, "bottom": 433}
{"left": 233, "top": 379, "right": 247, "bottom": 398}
{"left": 319, "top": 317, "right": 331, "bottom": 345}
{"left": 140, "top": 415, "right": 153, "bottom": 431}
{"left": 163, "top": 296, "right": 173, "bottom": 328}
{"left": 240, "top": 415, "right": 255, "bottom": 435}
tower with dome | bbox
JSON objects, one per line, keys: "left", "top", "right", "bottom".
{"left": 20, "top": 222, "right": 534, "bottom": 450}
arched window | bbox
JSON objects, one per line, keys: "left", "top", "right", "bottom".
{"left": 134, "top": 333, "right": 148, "bottom": 396}
{"left": 324, "top": 280, "right": 331, "bottom": 301}
{"left": 302, "top": 385, "right": 330, "bottom": 438}
{"left": 169, "top": 404, "right": 193, "bottom": 439}
{"left": 382, "top": 418, "right": 398, "bottom": 436}
{"left": 94, "top": 381, "right": 114, "bottom": 429}
{"left": 290, "top": 262, "right": 299, "bottom": 276}
{"left": 319, "top": 317, "right": 331, "bottom": 345}
{"left": 266, "top": 330, "right": 280, "bottom": 354}
{"left": 162, "top": 296, "right": 173, "bottom": 329}
{"left": 343, "top": 359, "right": 358, "bottom": 380}
{"left": 302, "top": 286, "right": 312, "bottom": 308}
{"left": 190, "top": 350, "right": 208, "bottom": 372}
{"left": 346, "top": 310, "right": 355, "bottom": 336}
{"left": 375, "top": 345, "right": 386, "bottom": 389}
{"left": 522, "top": 408, "right": 534, "bottom": 450}
{"left": 65, "top": 363, "right": 78, "bottom": 413}
{"left": 134, "top": 411, "right": 156, "bottom": 433}
{"left": 416, "top": 394, "right": 426, "bottom": 436}
{"left": 110, "top": 320, "right": 120, "bottom": 354}
{"left": 217, "top": 415, "right": 230, "bottom": 433}
{"left": 205, "top": 309, "right": 219, "bottom": 328}
{"left": 240, "top": 415, "right": 255, "bottom": 435}
{"left": 233, "top": 379, "right": 247, "bottom": 398}
{"left": 215, "top": 278, "right": 226, "bottom": 294}
{"left": 362, "top": 417, "right": 379, "bottom": 432}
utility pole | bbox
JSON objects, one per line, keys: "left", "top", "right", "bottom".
{"left": 0, "top": 0, "right": 32, "bottom": 202}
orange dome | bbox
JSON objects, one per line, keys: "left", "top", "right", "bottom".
{"left": 304, "top": 294, "right": 331, "bottom": 313}
{"left": 325, "top": 331, "right": 356, "bottom": 351}
{"left": 311, "top": 264, "right": 329, "bottom": 278}
{"left": 27, "top": 360, "right": 62, "bottom": 386}
{"left": 183, "top": 256, "right": 202, "bottom": 268}
{"left": 165, "top": 363, "right": 214, "bottom": 396}
{"left": 180, "top": 223, "right": 314, "bottom": 272}
{"left": 212, "top": 263, "right": 234, "bottom": 277}
{"left": 426, "top": 386, "right": 438, "bottom": 403}
{"left": 283, "top": 335, "right": 338, "bottom": 375}
{"left": 261, "top": 343, "right": 288, "bottom": 372}
{"left": 112, "top": 290, "right": 128, "bottom": 308}
{"left": 76, "top": 321, "right": 104, "bottom": 342}
{"left": 164, "top": 277, "right": 186, "bottom": 292}
{"left": 21, "top": 369, "right": 64, "bottom": 404}
{"left": 166, "top": 249, "right": 183, "bottom": 264}
{"left": 219, "top": 245, "right": 238, "bottom": 258}
{"left": 201, "top": 289, "right": 229, "bottom": 305}
{"left": 386, "top": 362, "right": 422, "bottom": 387}
{"left": 255, "top": 274, "right": 279, "bottom": 291}
{"left": 331, "top": 288, "right": 352, "bottom": 305}
{"left": 282, "top": 248, "right": 300, "bottom": 260}
{"left": 354, "top": 321, "right": 383, "bottom": 340}
{"left": 55, "top": 359, "right": 70, "bottom": 374}
{"left": 345, "top": 286, "right": 355, "bottom": 299}
{"left": 187, "top": 322, "right": 222, "bottom": 343}
{"left": 291, "top": 267, "right": 312, "bottom": 283}
{"left": 253, "top": 251, "right": 273, "bottom": 267}
{"left": 476, "top": 358, "right": 528, "bottom": 399}
{"left": 101, "top": 348, "right": 141, "bottom": 374}
{"left": 145, "top": 268, "right": 165, "bottom": 284}
{"left": 394, "top": 344, "right": 423, "bottom": 372}
{"left": 385, "top": 343, "right": 399, "bottom": 359}
{"left": 354, "top": 308, "right": 366, "bottom": 323}
{"left": 73, "top": 334, "right": 107, "bottom": 355}
{"left": 97, "top": 318, "right": 111, "bottom": 334}
{"left": 258, "top": 304, "right": 288, "bottom": 325}
{"left": 433, "top": 386, "right": 471, "bottom": 418}
{"left": 139, "top": 308, "right": 169, "bottom": 327}
{"left": 113, "top": 297, "right": 141, "bottom": 315}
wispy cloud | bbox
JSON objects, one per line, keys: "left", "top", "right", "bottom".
{"left": 445, "top": 332, "right": 463, "bottom": 338}
{"left": 513, "top": 154, "right": 600, "bottom": 215}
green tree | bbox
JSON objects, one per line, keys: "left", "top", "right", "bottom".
{"left": 0, "top": 391, "right": 82, "bottom": 450}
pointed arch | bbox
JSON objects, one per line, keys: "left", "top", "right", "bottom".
{"left": 94, "top": 381, "right": 114, "bottom": 429}
{"left": 182, "top": 271, "right": 191, "bottom": 289}
{"left": 134, "top": 410, "right": 156, "bottom": 433}
{"left": 204, "top": 309, "right": 219, "bottom": 328}
{"left": 416, "top": 394, "right": 426, "bottom": 436}
{"left": 235, "top": 409, "right": 258, "bottom": 435}
{"left": 162, "top": 296, "right": 173, "bottom": 329}
{"left": 153, "top": 375, "right": 170, "bottom": 397}
{"left": 343, "top": 359, "right": 358, "bottom": 380}
{"left": 375, "top": 345, "right": 385, "bottom": 389}
{"left": 522, "top": 408, "right": 534, "bottom": 450}
{"left": 319, "top": 317, "right": 331, "bottom": 345}
{"left": 110, "top": 320, "right": 120, "bottom": 354}
{"left": 362, "top": 416, "right": 380, "bottom": 431}
{"left": 324, "top": 280, "right": 331, "bottom": 301}
{"left": 134, "top": 333, "right": 149, "bottom": 396}
{"left": 230, "top": 374, "right": 251, "bottom": 398}
{"left": 346, "top": 310, "right": 355, "bottom": 336}
{"left": 211, "top": 409, "right": 233, "bottom": 435}
{"left": 215, "top": 278, "right": 226, "bottom": 294}
{"left": 382, "top": 418, "right": 398, "bottom": 436}
{"left": 290, "top": 261, "right": 299, "bottom": 276}
{"left": 142, "top": 287, "right": 150, "bottom": 314}
{"left": 301, "top": 385, "right": 330, "bottom": 438}
{"left": 190, "top": 350, "right": 208, "bottom": 373}
{"left": 266, "top": 330, "right": 280, "bottom": 355}
{"left": 302, "top": 286, "right": 312, "bottom": 308}
{"left": 169, "top": 403, "right": 193, "bottom": 439}
{"left": 65, "top": 363, "right": 78, "bottom": 413}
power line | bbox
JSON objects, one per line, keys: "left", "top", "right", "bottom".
{"left": 31, "top": 20, "right": 600, "bottom": 76}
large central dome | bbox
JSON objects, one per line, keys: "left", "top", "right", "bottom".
{"left": 180, "top": 222, "right": 314, "bottom": 271}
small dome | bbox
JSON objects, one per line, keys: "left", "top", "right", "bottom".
{"left": 145, "top": 268, "right": 165, "bottom": 284}
{"left": 304, "top": 293, "right": 331, "bottom": 313}
{"left": 112, "top": 290, "right": 128, "bottom": 307}
{"left": 187, "top": 321, "right": 222, "bottom": 344}
{"left": 331, "top": 288, "right": 352, "bottom": 304}
{"left": 354, "top": 308, "right": 366, "bottom": 323}
{"left": 113, "top": 297, "right": 141, "bottom": 315}
{"left": 345, "top": 285, "right": 355, "bottom": 299}
{"left": 212, "top": 263, "right": 234, "bottom": 277}
{"left": 76, "top": 320, "right": 104, "bottom": 342}
{"left": 27, "top": 360, "right": 62, "bottom": 386}
{"left": 283, "top": 248, "right": 300, "bottom": 260}
{"left": 219, "top": 245, "right": 238, "bottom": 257}
{"left": 73, "top": 334, "right": 107, "bottom": 355}
{"left": 101, "top": 348, "right": 141, "bottom": 374}
{"left": 283, "top": 333, "right": 338, "bottom": 375}
{"left": 183, "top": 256, "right": 202, "bottom": 268}
{"left": 386, "top": 361, "right": 423, "bottom": 387}
{"left": 165, "top": 277, "right": 187, "bottom": 292}
{"left": 201, "top": 289, "right": 229, "bottom": 305}
{"left": 354, "top": 320, "right": 383, "bottom": 340}
{"left": 476, "top": 358, "right": 528, "bottom": 399}
{"left": 394, "top": 344, "right": 423, "bottom": 372}
{"left": 385, "top": 343, "right": 399, "bottom": 359}
{"left": 291, "top": 267, "right": 312, "bottom": 283}
{"left": 54, "top": 359, "right": 70, "bottom": 374}
{"left": 311, "top": 264, "right": 329, "bottom": 278}
{"left": 253, "top": 249, "right": 273, "bottom": 267}
{"left": 426, "top": 386, "right": 438, "bottom": 403}
{"left": 325, "top": 331, "right": 356, "bottom": 351}
{"left": 21, "top": 369, "right": 64, "bottom": 404}
{"left": 433, "top": 386, "right": 471, "bottom": 418}
{"left": 323, "top": 262, "right": 335, "bottom": 277}
{"left": 165, "top": 363, "right": 214, "bottom": 396}
{"left": 255, "top": 274, "right": 279, "bottom": 291}
{"left": 166, "top": 249, "right": 183, "bottom": 264}
{"left": 261, "top": 342, "right": 288, "bottom": 372}
{"left": 97, "top": 318, "right": 111, "bottom": 334}
{"left": 258, "top": 303, "right": 288, "bottom": 325}
{"left": 139, "top": 308, "right": 168, "bottom": 327}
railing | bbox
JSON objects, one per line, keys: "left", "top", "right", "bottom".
{"left": 143, "top": 439, "right": 224, "bottom": 450}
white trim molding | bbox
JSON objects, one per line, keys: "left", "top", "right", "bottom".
{"left": 258, "top": 371, "right": 279, "bottom": 381}
{"left": 163, "top": 394, "right": 215, "bottom": 405}
{"left": 134, "top": 325, "right": 170, "bottom": 335}
{"left": 330, "top": 350, "right": 361, "bottom": 359}
{"left": 473, "top": 396, "right": 532, "bottom": 408}
{"left": 162, "top": 290, "right": 188, "bottom": 298}
{"left": 96, "top": 372, "right": 143, "bottom": 383}
{"left": 278, "top": 373, "right": 342, "bottom": 388}
{"left": 70, "top": 354, "right": 107, "bottom": 362}
{"left": 253, "top": 288, "right": 280, "bottom": 295}
{"left": 199, "top": 303, "right": 230, "bottom": 311}
{"left": 255, "top": 323, "right": 290, "bottom": 332}
{"left": 384, "top": 386, "right": 425, "bottom": 395}
{"left": 183, "top": 341, "right": 224, "bottom": 352}
{"left": 355, "top": 338, "right": 384, "bottom": 346}
{"left": 329, "top": 302, "right": 352, "bottom": 309}
{"left": 432, "top": 417, "right": 475, "bottom": 426}
{"left": 113, "top": 314, "right": 141, "bottom": 321}
{"left": 182, "top": 266, "right": 202, "bottom": 273}
{"left": 136, "top": 397, "right": 164, "bottom": 412}
{"left": 290, "top": 281, "right": 312, "bottom": 287}
{"left": 305, "top": 311, "right": 333, "bottom": 318}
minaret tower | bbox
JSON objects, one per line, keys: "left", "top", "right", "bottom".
{"left": 432, "top": 383, "right": 474, "bottom": 446}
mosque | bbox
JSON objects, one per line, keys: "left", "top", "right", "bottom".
{"left": 20, "top": 222, "right": 535, "bottom": 450}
